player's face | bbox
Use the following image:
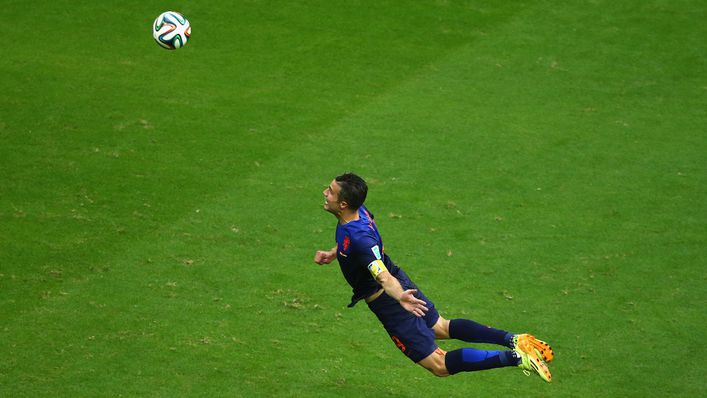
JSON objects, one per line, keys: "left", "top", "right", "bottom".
{"left": 323, "top": 179, "right": 343, "bottom": 214}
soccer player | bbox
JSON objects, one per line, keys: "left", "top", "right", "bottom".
{"left": 314, "top": 172, "right": 554, "bottom": 381}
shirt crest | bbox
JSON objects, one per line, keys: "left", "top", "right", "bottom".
{"left": 343, "top": 235, "right": 351, "bottom": 251}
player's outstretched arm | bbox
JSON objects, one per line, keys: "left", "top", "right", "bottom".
{"left": 398, "top": 288, "right": 428, "bottom": 317}
{"left": 376, "top": 269, "right": 428, "bottom": 317}
{"left": 314, "top": 246, "right": 337, "bottom": 265}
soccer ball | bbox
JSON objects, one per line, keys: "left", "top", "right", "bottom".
{"left": 152, "top": 11, "right": 191, "bottom": 50}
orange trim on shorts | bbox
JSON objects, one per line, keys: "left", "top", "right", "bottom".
{"left": 391, "top": 336, "right": 406, "bottom": 353}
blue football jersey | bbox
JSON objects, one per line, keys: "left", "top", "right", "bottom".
{"left": 335, "top": 205, "right": 400, "bottom": 306}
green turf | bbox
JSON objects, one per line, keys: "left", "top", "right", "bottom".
{"left": 1, "top": 0, "right": 705, "bottom": 396}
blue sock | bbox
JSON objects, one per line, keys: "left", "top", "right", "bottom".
{"left": 445, "top": 348, "right": 519, "bottom": 375}
{"left": 449, "top": 319, "right": 514, "bottom": 347}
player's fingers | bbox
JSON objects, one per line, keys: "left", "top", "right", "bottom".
{"left": 410, "top": 303, "right": 427, "bottom": 317}
{"left": 412, "top": 297, "right": 426, "bottom": 306}
{"left": 415, "top": 306, "right": 428, "bottom": 316}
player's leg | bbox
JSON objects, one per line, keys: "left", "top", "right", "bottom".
{"left": 433, "top": 316, "right": 554, "bottom": 363}
{"left": 423, "top": 316, "right": 516, "bottom": 376}
{"left": 434, "top": 316, "right": 514, "bottom": 346}
{"left": 417, "top": 342, "right": 551, "bottom": 381}
{"left": 417, "top": 344, "right": 520, "bottom": 377}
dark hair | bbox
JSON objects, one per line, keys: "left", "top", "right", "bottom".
{"left": 335, "top": 172, "right": 368, "bottom": 209}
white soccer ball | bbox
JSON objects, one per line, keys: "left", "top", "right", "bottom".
{"left": 152, "top": 11, "right": 191, "bottom": 50}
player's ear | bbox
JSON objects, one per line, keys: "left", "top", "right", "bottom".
{"left": 338, "top": 200, "right": 349, "bottom": 210}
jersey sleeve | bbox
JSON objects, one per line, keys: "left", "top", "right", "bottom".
{"left": 352, "top": 232, "right": 384, "bottom": 270}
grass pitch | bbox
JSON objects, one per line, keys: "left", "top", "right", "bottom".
{"left": 1, "top": 1, "right": 705, "bottom": 396}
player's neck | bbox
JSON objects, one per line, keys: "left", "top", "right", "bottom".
{"left": 338, "top": 209, "right": 360, "bottom": 225}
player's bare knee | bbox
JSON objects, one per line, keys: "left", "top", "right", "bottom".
{"left": 421, "top": 348, "right": 450, "bottom": 377}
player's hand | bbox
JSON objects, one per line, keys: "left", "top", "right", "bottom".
{"left": 399, "top": 289, "right": 428, "bottom": 317}
{"left": 314, "top": 249, "right": 336, "bottom": 265}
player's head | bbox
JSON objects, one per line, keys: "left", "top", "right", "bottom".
{"left": 323, "top": 172, "right": 368, "bottom": 215}
{"left": 335, "top": 172, "right": 368, "bottom": 210}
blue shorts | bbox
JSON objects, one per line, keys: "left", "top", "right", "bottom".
{"left": 366, "top": 269, "right": 440, "bottom": 363}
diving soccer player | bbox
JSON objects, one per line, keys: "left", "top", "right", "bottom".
{"left": 314, "top": 172, "right": 554, "bottom": 380}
